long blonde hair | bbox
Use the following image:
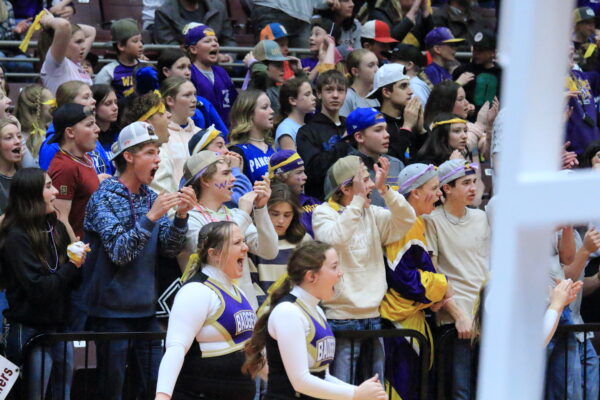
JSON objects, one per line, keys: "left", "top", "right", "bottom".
{"left": 0, "top": 118, "right": 22, "bottom": 169}
{"left": 16, "top": 85, "right": 52, "bottom": 158}
{"left": 228, "top": 89, "right": 273, "bottom": 146}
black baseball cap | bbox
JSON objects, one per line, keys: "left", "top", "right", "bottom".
{"left": 472, "top": 30, "right": 496, "bottom": 51}
{"left": 383, "top": 44, "right": 426, "bottom": 67}
{"left": 49, "top": 103, "right": 95, "bottom": 144}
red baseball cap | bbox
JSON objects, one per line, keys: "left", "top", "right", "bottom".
{"left": 360, "top": 20, "right": 398, "bottom": 43}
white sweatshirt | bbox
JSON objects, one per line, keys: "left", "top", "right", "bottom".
{"left": 313, "top": 190, "right": 416, "bottom": 319}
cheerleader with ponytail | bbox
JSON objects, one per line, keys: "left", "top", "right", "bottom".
{"left": 156, "top": 221, "right": 257, "bottom": 400}
{"left": 243, "top": 241, "right": 387, "bottom": 400}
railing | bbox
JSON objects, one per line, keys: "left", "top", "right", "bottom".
{"left": 435, "top": 328, "right": 479, "bottom": 400}
{"left": 336, "top": 328, "right": 430, "bottom": 400}
{"left": 18, "top": 328, "right": 431, "bottom": 400}
{"left": 19, "top": 323, "right": 599, "bottom": 400}
{"left": 21, "top": 331, "right": 165, "bottom": 400}
{"left": 0, "top": 39, "right": 473, "bottom": 81}
{"left": 434, "top": 323, "right": 600, "bottom": 400}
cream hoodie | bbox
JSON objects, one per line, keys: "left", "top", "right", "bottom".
{"left": 151, "top": 118, "right": 200, "bottom": 194}
{"left": 313, "top": 190, "right": 416, "bottom": 320}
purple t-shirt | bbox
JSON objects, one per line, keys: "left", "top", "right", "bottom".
{"left": 424, "top": 62, "right": 452, "bottom": 86}
{"left": 190, "top": 64, "right": 238, "bottom": 127}
{"left": 94, "top": 61, "right": 137, "bottom": 98}
{"left": 567, "top": 69, "right": 600, "bottom": 155}
{"left": 301, "top": 57, "right": 319, "bottom": 72}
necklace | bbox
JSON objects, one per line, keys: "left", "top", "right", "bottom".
{"left": 442, "top": 206, "right": 468, "bottom": 225}
{"left": 248, "top": 137, "right": 265, "bottom": 142}
{"left": 59, "top": 148, "right": 94, "bottom": 169}
{"left": 194, "top": 203, "right": 232, "bottom": 223}
{"left": 44, "top": 222, "right": 59, "bottom": 273}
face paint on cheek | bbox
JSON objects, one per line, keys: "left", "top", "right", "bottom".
{"left": 214, "top": 182, "right": 228, "bottom": 189}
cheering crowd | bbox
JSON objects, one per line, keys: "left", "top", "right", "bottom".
{"left": 0, "top": 0, "right": 600, "bottom": 399}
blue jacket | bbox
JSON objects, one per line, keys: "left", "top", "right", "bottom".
{"left": 39, "top": 123, "right": 115, "bottom": 175}
{"left": 82, "top": 177, "right": 188, "bottom": 318}
{"left": 192, "top": 95, "right": 229, "bottom": 138}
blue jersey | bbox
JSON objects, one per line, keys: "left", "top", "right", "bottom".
{"left": 231, "top": 143, "right": 275, "bottom": 184}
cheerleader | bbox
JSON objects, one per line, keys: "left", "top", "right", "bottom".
{"left": 155, "top": 221, "right": 257, "bottom": 400}
{"left": 243, "top": 241, "right": 387, "bottom": 400}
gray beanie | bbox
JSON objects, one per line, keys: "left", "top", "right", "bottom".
{"left": 438, "top": 159, "right": 477, "bottom": 185}
{"left": 397, "top": 163, "right": 438, "bottom": 194}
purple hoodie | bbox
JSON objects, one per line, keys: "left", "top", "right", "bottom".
{"left": 190, "top": 63, "right": 238, "bottom": 127}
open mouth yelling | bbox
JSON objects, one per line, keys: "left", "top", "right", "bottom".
{"left": 150, "top": 166, "right": 159, "bottom": 179}
{"left": 11, "top": 146, "right": 21, "bottom": 155}
{"left": 237, "top": 257, "right": 244, "bottom": 269}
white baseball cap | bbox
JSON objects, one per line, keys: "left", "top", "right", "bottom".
{"left": 367, "top": 63, "right": 410, "bottom": 99}
{"left": 110, "top": 121, "right": 159, "bottom": 160}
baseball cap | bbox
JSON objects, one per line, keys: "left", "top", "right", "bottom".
{"left": 260, "top": 23, "right": 289, "bottom": 40}
{"left": 268, "top": 150, "right": 304, "bottom": 179}
{"left": 110, "top": 121, "right": 159, "bottom": 161}
{"left": 397, "top": 164, "right": 437, "bottom": 195}
{"left": 345, "top": 107, "right": 386, "bottom": 137}
{"left": 472, "top": 30, "right": 496, "bottom": 51}
{"left": 383, "top": 44, "right": 426, "bottom": 67}
{"left": 183, "top": 23, "right": 216, "bottom": 46}
{"left": 438, "top": 159, "right": 478, "bottom": 185}
{"left": 253, "top": 40, "right": 290, "bottom": 62}
{"left": 361, "top": 20, "right": 398, "bottom": 43}
{"left": 324, "top": 155, "right": 370, "bottom": 200}
{"left": 111, "top": 18, "right": 141, "bottom": 43}
{"left": 49, "top": 103, "right": 95, "bottom": 144}
{"left": 188, "top": 125, "right": 223, "bottom": 155}
{"left": 574, "top": 7, "right": 596, "bottom": 23}
{"left": 367, "top": 63, "right": 410, "bottom": 98}
{"left": 424, "top": 27, "right": 465, "bottom": 48}
{"left": 181, "top": 150, "right": 223, "bottom": 189}
{"left": 310, "top": 14, "right": 341, "bottom": 41}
